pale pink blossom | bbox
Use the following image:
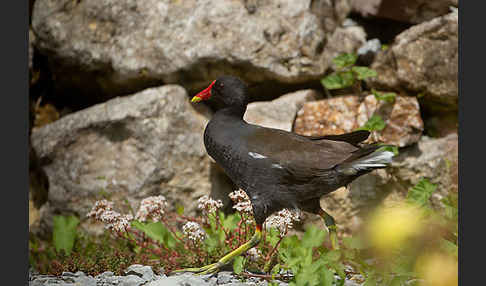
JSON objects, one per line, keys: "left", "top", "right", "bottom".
{"left": 246, "top": 247, "right": 262, "bottom": 262}
{"left": 87, "top": 199, "right": 115, "bottom": 220}
{"left": 182, "top": 221, "right": 206, "bottom": 242}
{"left": 135, "top": 195, "right": 168, "bottom": 222}
{"left": 265, "top": 208, "right": 302, "bottom": 237}
{"left": 229, "top": 189, "right": 253, "bottom": 215}
{"left": 197, "top": 195, "right": 223, "bottom": 214}
{"left": 87, "top": 200, "right": 133, "bottom": 232}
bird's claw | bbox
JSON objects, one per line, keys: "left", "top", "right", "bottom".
{"left": 169, "top": 262, "right": 225, "bottom": 276}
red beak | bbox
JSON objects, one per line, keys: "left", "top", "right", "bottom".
{"left": 191, "top": 80, "right": 216, "bottom": 103}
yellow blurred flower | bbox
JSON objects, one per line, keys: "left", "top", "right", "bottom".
{"left": 415, "top": 253, "right": 458, "bottom": 286}
{"left": 366, "top": 203, "right": 425, "bottom": 254}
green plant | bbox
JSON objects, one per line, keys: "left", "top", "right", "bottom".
{"left": 52, "top": 215, "right": 79, "bottom": 255}
{"left": 372, "top": 89, "right": 397, "bottom": 103}
{"left": 321, "top": 53, "right": 377, "bottom": 94}
{"left": 357, "top": 115, "right": 387, "bottom": 132}
{"left": 29, "top": 231, "right": 155, "bottom": 276}
{"left": 406, "top": 178, "right": 437, "bottom": 208}
{"left": 31, "top": 175, "right": 457, "bottom": 286}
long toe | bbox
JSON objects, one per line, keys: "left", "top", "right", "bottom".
{"left": 197, "top": 262, "right": 225, "bottom": 275}
{"left": 170, "top": 263, "right": 219, "bottom": 275}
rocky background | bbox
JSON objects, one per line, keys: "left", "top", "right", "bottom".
{"left": 29, "top": 0, "right": 458, "bottom": 251}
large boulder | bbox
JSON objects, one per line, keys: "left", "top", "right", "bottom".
{"left": 31, "top": 85, "right": 212, "bottom": 232}
{"left": 31, "top": 0, "right": 362, "bottom": 101}
{"left": 367, "top": 11, "right": 458, "bottom": 113}
{"left": 350, "top": 0, "right": 458, "bottom": 24}
{"left": 293, "top": 93, "right": 424, "bottom": 147}
{"left": 244, "top": 89, "right": 320, "bottom": 131}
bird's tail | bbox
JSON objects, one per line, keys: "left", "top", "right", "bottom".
{"left": 337, "top": 145, "right": 395, "bottom": 175}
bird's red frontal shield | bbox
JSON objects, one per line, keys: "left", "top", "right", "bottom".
{"left": 191, "top": 80, "right": 216, "bottom": 102}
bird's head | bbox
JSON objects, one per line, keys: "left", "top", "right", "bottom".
{"left": 191, "top": 76, "right": 250, "bottom": 108}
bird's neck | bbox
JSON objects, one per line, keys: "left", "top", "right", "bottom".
{"left": 217, "top": 105, "right": 247, "bottom": 120}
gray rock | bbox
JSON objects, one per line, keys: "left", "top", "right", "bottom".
{"left": 324, "top": 25, "right": 367, "bottom": 72}
{"left": 73, "top": 275, "right": 97, "bottom": 286}
{"left": 147, "top": 273, "right": 210, "bottom": 286}
{"left": 217, "top": 271, "right": 233, "bottom": 284}
{"left": 32, "top": 0, "right": 353, "bottom": 100}
{"left": 31, "top": 85, "right": 212, "bottom": 233}
{"left": 244, "top": 89, "right": 320, "bottom": 132}
{"left": 391, "top": 133, "right": 458, "bottom": 205}
{"left": 124, "top": 264, "right": 155, "bottom": 282}
{"left": 96, "top": 271, "right": 115, "bottom": 278}
{"left": 30, "top": 273, "right": 97, "bottom": 286}
{"left": 367, "top": 12, "right": 458, "bottom": 112}
{"left": 343, "top": 280, "right": 362, "bottom": 286}
{"left": 120, "top": 274, "right": 145, "bottom": 286}
{"left": 357, "top": 38, "right": 381, "bottom": 66}
{"left": 350, "top": 0, "right": 457, "bottom": 24}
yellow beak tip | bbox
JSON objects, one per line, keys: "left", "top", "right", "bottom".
{"left": 191, "top": 96, "right": 202, "bottom": 103}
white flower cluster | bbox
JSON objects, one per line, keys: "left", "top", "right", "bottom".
{"left": 246, "top": 247, "right": 262, "bottom": 262}
{"left": 197, "top": 195, "right": 223, "bottom": 214}
{"left": 135, "top": 195, "right": 168, "bottom": 222}
{"left": 229, "top": 189, "right": 253, "bottom": 214}
{"left": 87, "top": 199, "right": 133, "bottom": 232}
{"left": 265, "top": 208, "right": 302, "bottom": 237}
{"left": 182, "top": 221, "right": 206, "bottom": 242}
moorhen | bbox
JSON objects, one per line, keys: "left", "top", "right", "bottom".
{"left": 176, "top": 75, "right": 395, "bottom": 274}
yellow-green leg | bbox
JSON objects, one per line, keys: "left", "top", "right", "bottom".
{"left": 319, "top": 209, "right": 339, "bottom": 250}
{"left": 171, "top": 227, "right": 262, "bottom": 275}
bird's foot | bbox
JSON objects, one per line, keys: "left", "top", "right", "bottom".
{"left": 170, "top": 227, "right": 262, "bottom": 276}
{"left": 169, "top": 262, "right": 225, "bottom": 275}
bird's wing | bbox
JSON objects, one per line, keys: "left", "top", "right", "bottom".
{"left": 295, "top": 130, "right": 370, "bottom": 146}
{"left": 242, "top": 124, "right": 359, "bottom": 172}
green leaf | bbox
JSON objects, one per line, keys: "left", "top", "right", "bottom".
{"left": 372, "top": 89, "right": 397, "bottom": 103}
{"left": 357, "top": 115, "right": 386, "bottom": 131}
{"left": 352, "top": 66, "right": 377, "bottom": 80}
{"left": 233, "top": 256, "right": 245, "bottom": 274}
{"left": 301, "top": 225, "right": 326, "bottom": 249}
{"left": 271, "top": 263, "right": 281, "bottom": 276}
{"left": 441, "top": 193, "right": 458, "bottom": 221}
{"left": 378, "top": 145, "right": 399, "bottom": 156}
{"left": 176, "top": 204, "right": 185, "bottom": 215}
{"left": 321, "top": 71, "right": 355, "bottom": 90}
{"left": 267, "top": 227, "right": 281, "bottom": 247}
{"left": 389, "top": 275, "right": 409, "bottom": 286}
{"left": 342, "top": 236, "right": 365, "bottom": 250}
{"left": 131, "top": 221, "right": 177, "bottom": 248}
{"left": 333, "top": 53, "right": 358, "bottom": 68}
{"left": 53, "top": 215, "right": 80, "bottom": 255}
{"left": 323, "top": 250, "right": 341, "bottom": 262}
{"left": 406, "top": 178, "right": 437, "bottom": 207}
{"left": 439, "top": 238, "right": 458, "bottom": 258}
{"left": 319, "top": 267, "right": 334, "bottom": 286}
{"left": 363, "top": 273, "right": 377, "bottom": 286}
{"left": 221, "top": 212, "right": 241, "bottom": 232}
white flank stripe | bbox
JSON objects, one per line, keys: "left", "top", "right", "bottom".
{"left": 248, "top": 152, "right": 266, "bottom": 159}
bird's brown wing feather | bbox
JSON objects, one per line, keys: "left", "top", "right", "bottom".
{"left": 296, "top": 130, "right": 370, "bottom": 146}
{"left": 243, "top": 125, "right": 359, "bottom": 172}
